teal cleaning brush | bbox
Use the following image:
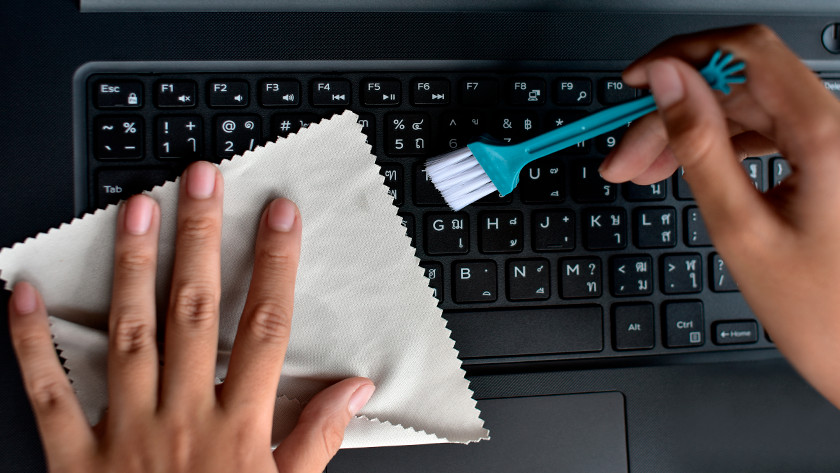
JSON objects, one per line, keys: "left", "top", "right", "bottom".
{"left": 425, "top": 50, "right": 746, "bottom": 211}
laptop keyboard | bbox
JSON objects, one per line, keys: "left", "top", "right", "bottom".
{"left": 80, "top": 64, "right": 839, "bottom": 365}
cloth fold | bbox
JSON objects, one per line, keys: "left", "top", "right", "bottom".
{"left": 0, "top": 111, "right": 488, "bottom": 447}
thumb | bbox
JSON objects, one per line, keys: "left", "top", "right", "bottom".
{"left": 646, "top": 57, "right": 772, "bottom": 248}
{"left": 273, "top": 377, "right": 375, "bottom": 473}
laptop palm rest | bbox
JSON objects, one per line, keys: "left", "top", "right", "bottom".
{"left": 329, "top": 391, "right": 628, "bottom": 473}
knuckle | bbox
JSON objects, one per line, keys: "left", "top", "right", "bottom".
{"left": 741, "top": 23, "right": 779, "bottom": 45}
{"left": 170, "top": 284, "right": 219, "bottom": 330}
{"left": 111, "top": 316, "right": 155, "bottom": 355}
{"left": 27, "top": 375, "right": 73, "bottom": 415}
{"left": 256, "top": 245, "right": 298, "bottom": 270}
{"left": 318, "top": 417, "right": 347, "bottom": 458}
{"left": 178, "top": 214, "right": 219, "bottom": 242}
{"left": 666, "top": 114, "right": 719, "bottom": 170}
{"left": 246, "top": 302, "right": 292, "bottom": 343}
{"left": 13, "top": 330, "right": 52, "bottom": 360}
{"left": 115, "top": 249, "right": 157, "bottom": 275}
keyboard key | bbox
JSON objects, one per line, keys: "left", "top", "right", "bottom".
{"left": 494, "top": 111, "right": 541, "bottom": 143}
{"left": 420, "top": 261, "right": 444, "bottom": 303}
{"left": 713, "top": 320, "right": 758, "bottom": 345}
{"left": 634, "top": 207, "right": 677, "bottom": 248}
{"left": 583, "top": 208, "right": 626, "bottom": 250}
{"left": 155, "top": 80, "right": 196, "bottom": 108}
{"left": 559, "top": 257, "right": 602, "bottom": 299}
{"left": 378, "top": 163, "right": 404, "bottom": 206}
{"left": 685, "top": 207, "right": 712, "bottom": 247}
{"left": 554, "top": 78, "right": 592, "bottom": 105}
{"left": 459, "top": 78, "right": 498, "bottom": 107}
{"left": 624, "top": 180, "right": 667, "bottom": 201}
{"left": 414, "top": 163, "right": 446, "bottom": 206}
{"left": 771, "top": 157, "right": 791, "bottom": 187}
{"left": 445, "top": 306, "right": 603, "bottom": 358}
{"left": 479, "top": 211, "right": 524, "bottom": 253}
{"left": 453, "top": 261, "right": 497, "bottom": 303}
{"left": 662, "top": 254, "right": 702, "bottom": 294}
{"left": 520, "top": 158, "right": 565, "bottom": 203}
{"left": 613, "top": 303, "right": 655, "bottom": 350}
{"left": 610, "top": 255, "right": 653, "bottom": 297}
{"left": 356, "top": 113, "right": 376, "bottom": 151}
{"left": 96, "top": 167, "right": 176, "bottom": 207}
{"left": 822, "top": 78, "right": 840, "bottom": 99}
{"left": 398, "top": 213, "right": 415, "bottom": 246}
{"left": 311, "top": 79, "right": 351, "bottom": 106}
{"left": 208, "top": 80, "right": 249, "bottom": 107}
{"left": 545, "top": 111, "right": 589, "bottom": 154}
{"left": 742, "top": 158, "right": 764, "bottom": 191}
{"left": 425, "top": 212, "right": 469, "bottom": 255}
{"left": 362, "top": 79, "right": 401, "bottom": 106}
{"left": 386, "top": 113, "right": 431, "bottom": 156}
{"left": 599, "top": 78, "right": 635, "bottom": 104}
{"left": 272, "top": 113, "right": 319, "bottom": 138}
{"left": 259, "top": 80, "right": 300, "bottom": 106}
{"left": 596, "top": 122, "right": 630, "bottom": 154}
{"left": 215, "top": 115, "right": 260, "bottom": 158}
{"left": 674, "top": 167, "right": 693, "bottom": 200}
{"left": 532, "top": 210, "right": 575, "bottom": 251}
{"left": 94, "top": 117, "right": 143, "bottom": 159}
{"left": 711, "top": 253, "right": 739, "bottom": 292}
{"left": 571, "top": 160, "right": 616, "bottom": 202}
{"left": 156, "top": 116, "right": 202, "bottom": 159}
{"left": 663, "top": 301, "right": 704, "bottom": 348}
{"left": 508, "top": 78, "right": 546, "bottom": 105}
{"left": 474, "top": 190, "right": 514, "bottom": 206}
{"left": 507, "top": 259, "right": 550, "bottom": 301}
{"left": 95, "top": 80, "right": 143, "bottom": 108}
{"left": 411, "top": 79, "right": 450, "bottom": 105}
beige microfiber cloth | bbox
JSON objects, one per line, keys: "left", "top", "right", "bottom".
{"left": 0, "top": 110, "right": 488, "bottom": 448}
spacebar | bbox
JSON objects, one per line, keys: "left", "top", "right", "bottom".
{"left": 445, "top": 306, "right": 603, "bottom": 359}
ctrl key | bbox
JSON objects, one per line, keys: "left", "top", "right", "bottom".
{"left": 663, "top": 301, "right": 704, "bottom": 348}
{"left": 96, "top": 168, "right": 177, "bottom": 208}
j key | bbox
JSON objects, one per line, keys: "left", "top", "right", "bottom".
{"left": 559, "top": 257, "right": 602, "bottom": 299}
{"left": 599, "top": 78, "right": 636, "bottom": 104}
{"left": 634, "top": 207, "right": 677, "bottom": 248}
{"left": 532, "top": 210, "right": 575, "bottom": 251}
{"left": 479, "top": 211, "right": 524, "bottom": 253}
{"left": 507, "top": 259, "right": 551, "bottom": 301}
{"left": 425, "top": 212, "right": 469, "bottom": 255}
{"left": 662, "top": 253, "right": 703, "bottom": 294}
{"left": 157, "top": 116, "right": 202, "bottom": 159}
{"left": 571, "top": 160, "right": 616, "bottom": 202}
{"left": 272, "top": 113, "right": 319, "bottom": 138}
{"left": 520, "top": 158, "right": 565, "bottom": 203}
{"left": 216, "top": 116, "right": 260, "bottom": 158}
{"left": 398, "top": 213, "right": 415, "bottom": 246}
{"left": 624, "top": 180, "right": 667, "bottom": 201}
{"left": 742, "top": 158, "right": 764, "bottom": 191}
{"left": 208, "top": 81, "right": 249, "bottom": 107}
{"left": 311, "top": 79, "right": 351, "bottom": 106}
{"left": 96, "top": 168, "right": 177, "bottom": 207}
{"left": 611, "top": 255, "right": 653, "bottom": 297}
{"left": 583, "top": 208, "right": 627, "bottom": 250}
{"left": 362, "top": 79, "right": 401, "bottom": 106}
{"left": 545, "top": 111, "right": 589, "bottom": 154}
{"left": 612, "top": 303, "right": 655, "bottom": 350}
{"left": 663, "top": 301, "right": 705, "bottom": 348}
{"left": 155, "top": 80, "right": 197, "bottom": 108}
{"left": 260, "top": 80, "right": 300, "bottom": 106}
{"left": 95, "top": 117, "right": 143, "bottom": 159}
{"left": 494, "top": 112, "right": 540, "bottom": 143}
{"left": 95, "top": 80, "right": 143, "bottom": 108}
{"left": 453, "top": 261, "right": 497, "bottom": 303}
{"left": 711, "top": 253, "right": 739, "bottom": 292}
{"left": 508, "top": 78, "right": 546, "bottom": 105}
{"left": 685, "top": 207, "right": 712, "bottom": 247}
{"left": 386, "top": 113, "right": 431, "bottom": 156}
{"left": 771, "top": 157, "right": 792, "bottom": 187}
{"left": 414, "top": 163, "right": 447, "bottom": 206}
{"left": 459, "top": 78, "right": 499, "bottom": 107}
{"left": 420, "top": 261, "right": 444, "bottom": 303}
{"left": 379, "top": 163, "right": 404, "bottom": 206}
{"left": 411, "top": 79, "right": 450, "bottom": 105}
{"left": 554, "top": 78, "right": 592, "bottom": 105}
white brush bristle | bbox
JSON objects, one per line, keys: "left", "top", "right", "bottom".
{"left": 425, "top": 148, "right": 498, "bottom": 211}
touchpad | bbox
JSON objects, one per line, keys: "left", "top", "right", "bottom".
{"left": 329, "top": 391, "right": 628, "bottom": 473}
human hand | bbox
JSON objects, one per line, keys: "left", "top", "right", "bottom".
{"left": 8, "top": 161, "right": 375, "bottom": 472}
{"left": 598, "top": 25, "right": 840, "bottom": 408}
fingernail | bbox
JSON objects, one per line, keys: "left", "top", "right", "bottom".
{"left": 186, "top": 162, "right": 216, "bottom": 199}
{"left": 598, "top": 153, "right": 614, "bottom": 176}
{"left": 648, "top": 60, "right": 685, "bottom": 109}
{"left": 348, "top": 383, "right": 375, "bottom": 416}
{"left": 267, "top": 199, "right": 296, "bottom": 232}
{"left": 12, "top": 282, "right": 37, "bottom": 315}
{"left": 124, "top": 196, "right": 154, "bottom": 235}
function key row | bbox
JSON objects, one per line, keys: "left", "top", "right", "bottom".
{"left": 94, "top": 77, "right": 642, "bottom": 110}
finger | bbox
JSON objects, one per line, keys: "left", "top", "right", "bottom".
{"left": 730, "top": 131, "right": 778, "bottom": 160}
{"left": 8, "top": 282, "right": 95, "bottom": 467}
{"left": 630, "top": 148, "right": 679, "bottom": 186}
{"left": 107, "top": 195, "right": 161, "bottom": 423}
{"left": 162, "top": 161, "right": 223, "bottom": 409}
{"left": 645, "top": 57, "right": 775, "bottom": 248}
{"left": 220, "top": 199, "right": 301, "bottom": 424}
{"left": 599, "top": 112, "right": 668, "bottom": 183}
{"left": 273, "top": 378, "right": 375, "bottom": 473}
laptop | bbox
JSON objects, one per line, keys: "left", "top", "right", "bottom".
{"left": 3, "top": 1, "right": 840, "bottom": 471}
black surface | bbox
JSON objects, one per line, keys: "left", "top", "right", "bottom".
{"left": 3, "top": 2, "right": 840, "bottom": 472}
